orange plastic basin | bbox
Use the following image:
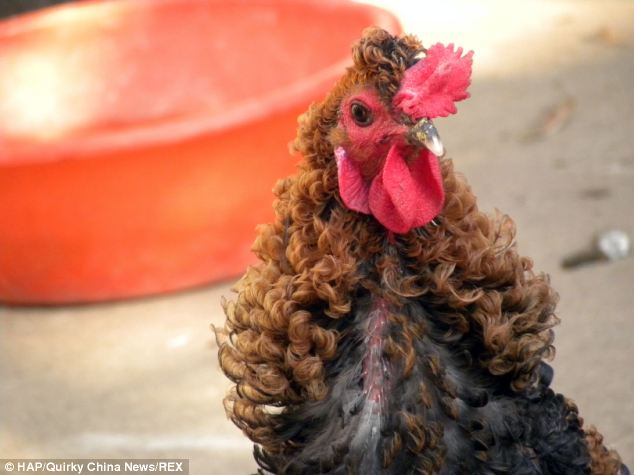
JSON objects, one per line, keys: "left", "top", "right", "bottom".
{"left": 0, "top": 0, "right": 400, "bottom": 304}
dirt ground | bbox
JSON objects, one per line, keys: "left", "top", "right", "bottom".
{"left": 1, "top": 1, "right": 633, "bottom": 474}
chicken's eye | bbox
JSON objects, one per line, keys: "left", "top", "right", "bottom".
{"left": 350, "top": 101, "right": 373, "bottom": 127}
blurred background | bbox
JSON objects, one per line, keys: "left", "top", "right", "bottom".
{"left": 0, "top": 0, "right": 632, "bottom": 473}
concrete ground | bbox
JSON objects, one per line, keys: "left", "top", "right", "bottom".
{"left": 1, "top": 1, "right": 633, "bottom": 474}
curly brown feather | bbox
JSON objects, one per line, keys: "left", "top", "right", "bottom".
{"left": 217, "top": 27, "right": 624, "bottom": 475}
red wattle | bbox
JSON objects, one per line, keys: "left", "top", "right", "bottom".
{"left": 369, "top": 145, "right": 444, "bottom": 234}
{"left": 335, "top": 146, "right": 371, "bottom": 214}
{"left": 335, "top": 145, "right": 444, "bottom": 234}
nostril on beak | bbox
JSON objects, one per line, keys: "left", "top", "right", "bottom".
{"left": 408, "top": 118, "right": 445, "bottom": 157}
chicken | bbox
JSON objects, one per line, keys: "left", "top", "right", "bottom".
{"left": 217, "top": 28, "right": 627, "bottom": 475}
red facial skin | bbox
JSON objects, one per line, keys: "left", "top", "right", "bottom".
{"left": 337, "top": 89, "right": 409, "bottom": 178}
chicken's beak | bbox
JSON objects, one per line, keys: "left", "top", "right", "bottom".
{"left": 408, "top": 118, "right": 445, "bottom": 157}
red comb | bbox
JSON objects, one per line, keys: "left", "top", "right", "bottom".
{"left": 393, "top": 43, "right": 473, "bottom": 119}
